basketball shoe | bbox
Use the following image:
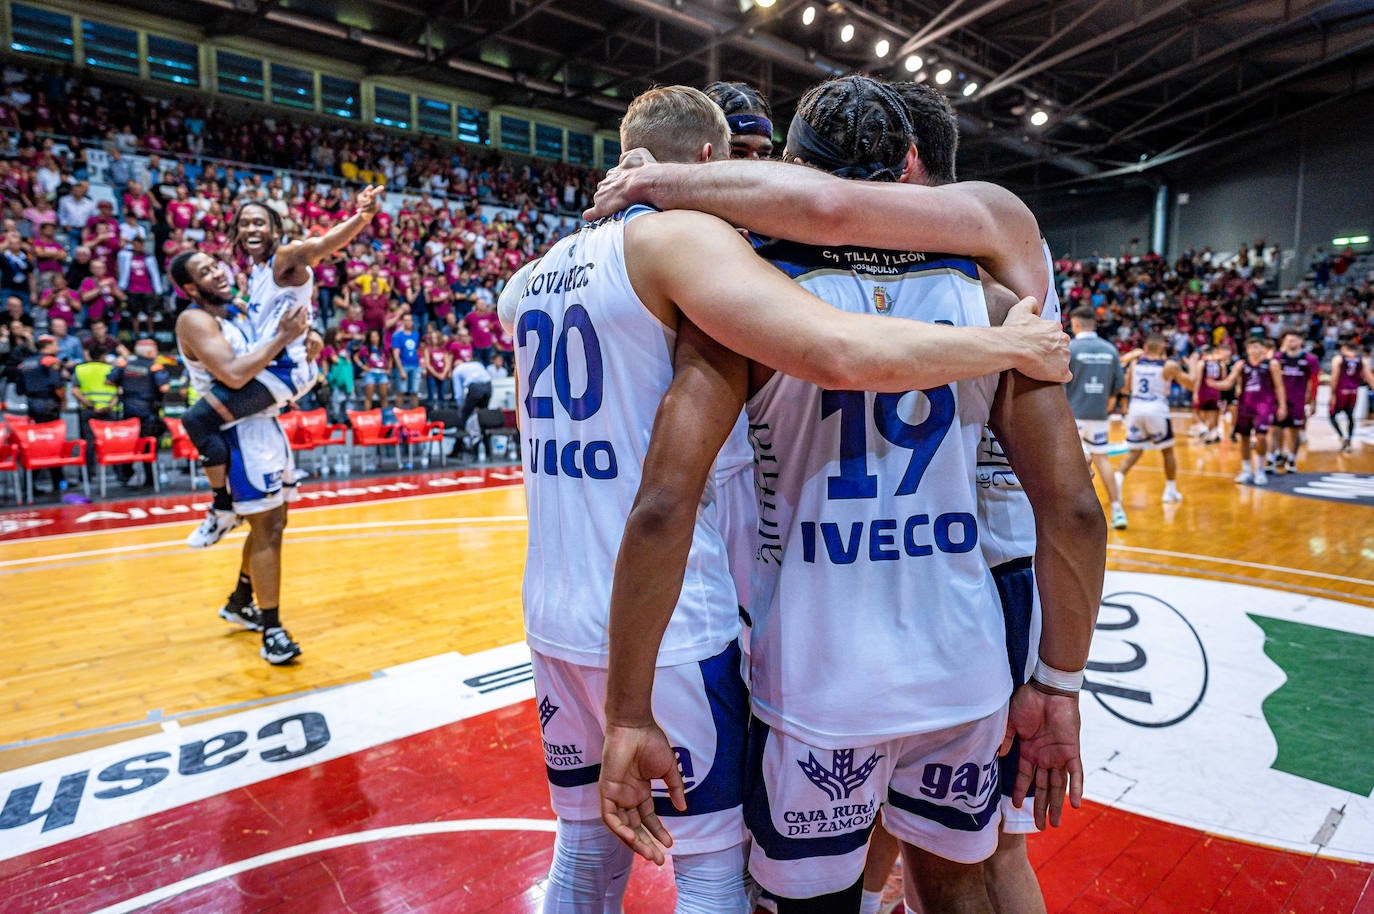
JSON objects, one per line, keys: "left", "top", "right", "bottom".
{"left": 219, "top": 600, "right": 263, "bottom": 632}
{"left": 262, "top": 627, "right": 302, "bottom": 665}
{"left": 187, "top": 507, "right": 242, "bottom": 548}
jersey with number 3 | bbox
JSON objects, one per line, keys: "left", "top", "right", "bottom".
{"left": 1128, "top": 358, "right": 1170, "bottom": 417}
{"left": 747, "top": 241, "right": 1007, "bottom": 748}
{"left": 514, "top": 205, "right": 737, "bottom": 669}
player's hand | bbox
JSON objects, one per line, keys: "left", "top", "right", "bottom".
{"left": 279, "top": 304, "right": 311, "bottom": 340}
{"left": 1003, "top": 297, "right": 1071, "bottom": 383}
{"left": 1277, "top": 403, "right": 1289, "bottom": 422}
{"left": 355, "top": 185, "right": 383, "bottom": 222}
{"left": 583, "top": 149, "right": 659, "bottom": 222}
{"left": 599, "top": 721, "right": 685, "bottom": 865}
{"left": 1002, "top": 682, "right": 1084, "bottom": 830}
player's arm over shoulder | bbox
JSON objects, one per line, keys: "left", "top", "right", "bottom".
{"left": 625, "top": 209, "right": 1064, "bottom": 391}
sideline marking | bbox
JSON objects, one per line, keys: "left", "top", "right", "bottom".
{"left": 0, "top": 477, "right": 522, "bottom": 544}
{"left": 0, "top": 516, "right": 529, "bottom": 569}
{"left": 1108, "top": 544, "right": 1374, "bottom": 588}
{"left": 87, "top": 818, "right": 558, "bottom": 914}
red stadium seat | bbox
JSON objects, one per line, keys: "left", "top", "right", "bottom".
{"left": 89, "top": 418, "right": 160, "bottom": 498}
{"left": 294, "top": 408, "right": 349, "bottom": 474}
{"left": 163, "top": 417, "right": 203, "bottom": 487}
{"left": 393, "top": 407, "right": 448, "bottom": 468}
{"left": 15, "top": 419, "right": 88, "bottom": 503}
{"left": 346, "top": 409, "right": 400, "bottom": 472}
{"left": 0, "top": 422, "right": 20, "bottom": 504}
{"left": 278, "top": 411, "right": 312, "bottom": 454}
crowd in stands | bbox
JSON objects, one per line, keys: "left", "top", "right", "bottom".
{"left": 0, "top": 60, "right": 1371, "bottom": 498}
{"left": 1055, "top": 241, "right": 1374, "bottom": 363}
{"left": 0, "top": 62, "right": 595, "bottom": 441}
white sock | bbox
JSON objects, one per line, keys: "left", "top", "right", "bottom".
{"left": 672, "top": 843, "right": 751, "bottom": 914}
{"left": 543, "top": 818, "right": 633, "bottom": 914}
{"left": 860, "top": 888, "right": 884, "bottom": 914}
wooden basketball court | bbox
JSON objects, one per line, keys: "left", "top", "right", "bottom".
{"left": 2, "top": 419, "right": 1373, "bottom": 913}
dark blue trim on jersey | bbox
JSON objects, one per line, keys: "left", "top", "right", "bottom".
{"left": 887, "top": 777, "right": 1001, "bottom": 832}
{"left": 655, "top": 639, "right": 748, "bottom": 818}
{"left": 753, "top": 238, "right": 978, "bottom": 282}
{"left": 992, "top": 558, "right": 1036, "bottom": 800}
{"left": 224, "top": 426, "right": 265, "bottom": 502}
{"left": 619, "top": 203, "right": 659, "bottom": 223}
{"left": 546, "top": 763, "right": 601, "bottom": 788}
{"left": 743, "top": 716, "right": 878, "bottom": 860}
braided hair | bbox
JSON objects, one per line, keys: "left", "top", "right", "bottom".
{"left": 788, "top": 75, "right": 914, "bottom": 182}
{"left": 228, "top": 200, "right": 285, "bottom": 258}
{"left": 888, "top": 82, "right": 958, "bottom": 184}
{"left": 704, "top": 81, "right": 772, "bottom": 120}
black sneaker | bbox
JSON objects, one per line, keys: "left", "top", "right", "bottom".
{"left": 261, "top": 627, "right": 302, "bottom": 665}
{"left": 219, "top": 600, "right": 263, "bottom": 632}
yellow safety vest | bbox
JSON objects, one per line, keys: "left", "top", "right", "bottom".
{"left": 74, "top": 360, "right": 118, "bottom": 410}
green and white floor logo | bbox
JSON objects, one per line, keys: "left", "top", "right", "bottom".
{"left": 1081, "top": 572, "right": 1374, "bottom": 862}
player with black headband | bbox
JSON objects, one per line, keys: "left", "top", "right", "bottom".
{"left": 183, "top": 186, "right": 382, "bottom": 549}
{"left": 705, "top": 81, "right": 775, "bottom": 159}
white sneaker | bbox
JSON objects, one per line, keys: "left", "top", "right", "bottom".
{"left": 1110, "top": 505, "right": 1128, "bottom": 529}
{"left": 1235, "top": 468, "right": 1254, "bottom": 484}
{"left": 1253, "top": 468, "right": 1268, "bottom": 486}
{"left": 1162, "top": 488, "right": 1183, "bottom": 504}
{"left": 187, "top": 507, "right": 243, "bottom": 548}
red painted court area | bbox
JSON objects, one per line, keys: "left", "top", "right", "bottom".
{"left": 3, "top": 699, "right": 1369, "bottom": 913}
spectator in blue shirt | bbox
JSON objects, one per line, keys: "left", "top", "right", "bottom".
{"left": 390, "top": 312, "right": 422, "bottom": 410}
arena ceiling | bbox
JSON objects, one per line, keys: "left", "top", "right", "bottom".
{"left": 135, "top": 0, "right": 1374, "bottom": 191}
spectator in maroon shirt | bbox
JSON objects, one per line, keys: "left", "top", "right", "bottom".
{"left": 421, "top": 325, "right": 452, "bottom": 404}
{"left": 41, "top": 277, "right": 79, "bottom": 328}
{"left": 463, "top": 299, "right": 500, "bottom": 365}
{"left": 31, "top": 222, "right": 67, "bottom": 293}
{"left": 122, "top": 180, "right": 156, "bottom": 229}
{"left": 79, "top": 258, "right": 124, "bottom": 333}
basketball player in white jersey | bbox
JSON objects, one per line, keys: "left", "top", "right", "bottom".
{"left": 1114, "top": 334, "right": 1195, "bottom": 504}
{"left": 705, "top": 80, "right": 774, "bottom": 644}
{"left": 857, "top": 82, "right": 1058, "bottom": 914}
{"left": 184, "top": 186, "right": 382, "bottom": 549}
{"left": 171, "top": 251, "right": 309, "bottom": 664}
{"left": 597, "top": 78, "right": 1102, "bottom": 913}
{"left": 514, "top": 86, "right": 1070, "bottom": 914}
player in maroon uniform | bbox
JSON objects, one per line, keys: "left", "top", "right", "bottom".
{"left": 1272, "top": 330, "right": 1321, "bottom": 472}
{"left": 1210, "top": 335, "right": 1287, "bottom": 485}
{"left": 1191, "top": 346, "right": 1227, "bottom": 444}
{"left": 1330, "top": 339, "right": 1374, "bottom": 452}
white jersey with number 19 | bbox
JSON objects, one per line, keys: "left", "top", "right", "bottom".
{"left": 746, "top": 240, "right": 1008, "bottom": 748}
{"left": 514, "top": 206, "right": 738, "bottom": 669}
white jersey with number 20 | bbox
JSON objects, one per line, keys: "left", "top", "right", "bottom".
{"left": 514, "top": 206, "right": 737, "bottom": 669}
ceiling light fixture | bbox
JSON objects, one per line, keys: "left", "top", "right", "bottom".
{"left": 962, "top": 81, "right": 978, "bottom": 96}
{"left": 801, "top": 5, "right": 815, "bottom": 25}
{"left": 904, "top": 54, "right": 923, "bottom": 72}
{"left": 1030, "top": 109, "right": 1049, "bottom": 126}
{"left": 875, "top": 39, "right": 890, "bottom": 57}
{"left": 840, "top": 23, "right": 854, "bottom": 42}
{"left": 935, "top": 67, "right": 952, "bottom": 85}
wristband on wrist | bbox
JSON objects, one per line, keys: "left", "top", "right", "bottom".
{"left": 1032, "top": 659, "right": 1084, "bottom": 693}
